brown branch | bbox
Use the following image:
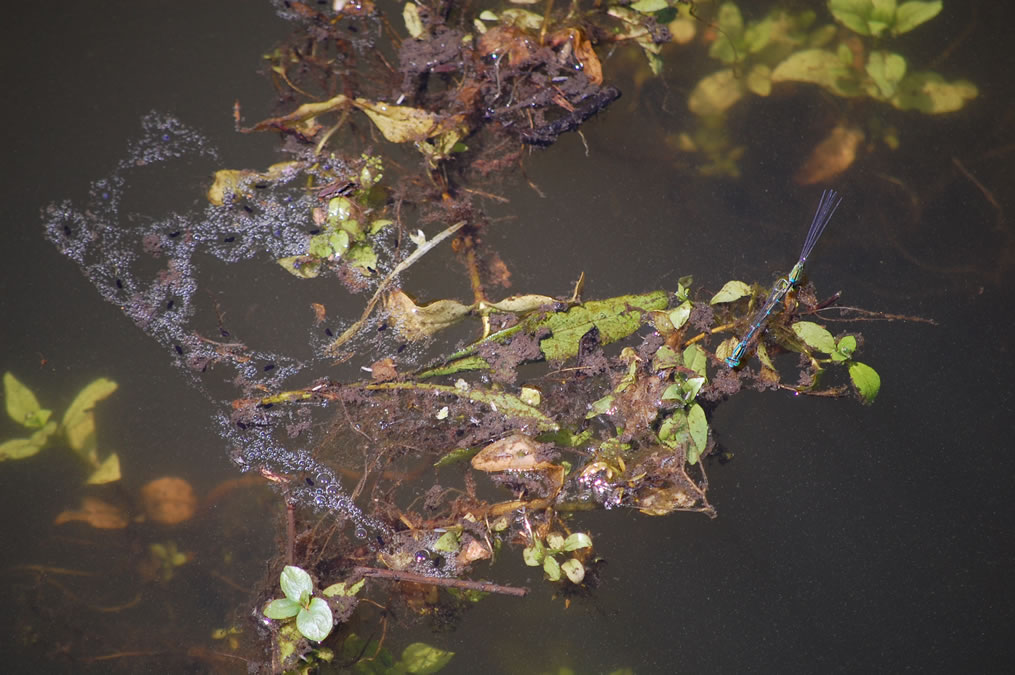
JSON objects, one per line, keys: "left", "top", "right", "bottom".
{"left": 351, "top": 566, "right": 528, "bottom": 597}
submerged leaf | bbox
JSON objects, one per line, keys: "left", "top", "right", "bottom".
{"left": 795, "top": 124, "right": 864, "bottom": 185}
{"left": 53, "top": 496, "right": 128, "bottom": 529}
{"left": 4, "top": 372, "right": 45, "bottom": 428}
{"left": 689, "top": 69, "right": 746, "bottom": 117}
{"left": 892, "top": 1, "right": 942, "bottom": 35}
{"left": 891, "top": 72, "right": 978, "bottom": 114}
{"left": 140, "top": 476, "right": 197, "bottom": 524}
{"left": 86, "top": 452, "right": 121, "bottom": 484}
{"left": 323, "top": 578, "right": 366, "bottom": 598}
{"left": 401, "top": 642, "right": 455, "bottom": 675}
{"left": 62, "top": 378, "right": 118, "bottom": 454}
{"left": 0, "top": 422, "right": 57, "bottom": 461}
{"left": 771, "top": 49, "right": 860, "bottom": 97}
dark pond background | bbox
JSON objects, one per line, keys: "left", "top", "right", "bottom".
{"left": 2, "top": 1, "right": 1013, "bottom": 673}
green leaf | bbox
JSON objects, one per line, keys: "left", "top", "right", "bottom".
{"left": 417, "top": 355, "right": 490, "bottom": 380}
{"left": 687, "top": 403, "right": 708, "bottom": 464}
{"left": 545, "top": 532, "right": 565, "bottom": 551}
{"left": 0, "top": 421, "right": 57, "bottom": 461}
{"left": 832, "top": 334, "right": 857, "bottom": 362}
{"left": 631, "top": 0, "right": 668, "bottom": 13}
{"left": 710, "top": 280, "right": 752, "bottom": 304}
{"left": 0, "top": 437, "right": 44, "bottom": 461}
{"left": 686, "top": 401, "right": 710, "bottom": 460}
{"left": 891, "top": 72, "right": 978, "bottom": 114}
{"left": 61, "top": 378, "right": 118, "bottom": 454}
{"left": 367, "top": 382, "right": 558, "bottom": 431}
{"left": 658, "top": 410, "right": 690, "bottom": 450}
{"left": 308, "top": 229, "right": 350, "bottom": 259}
{"left": 668, "top": 300, "right": 692, "bottom": 330}
{"left": 346, "top": 242, "right": 378, "bottom": 273}
{"left": 4, "top": 372, "right": 44, "bottom": 428}
{"left": 771, "top": 49, "right": 861, "bottom": 97}
{"left": 652, "top": 345, "right": 681, "bottom": 371}
{"left": 297, "top": 597, "right": 333, "bottom": 642}
{"left": 264, "top": 597, "right": 301, "bottom": 620}
{"left": 522, "top": 541, "right": 545, "bottom": 566}
{"left": 278, "top": 255, "right": 321, "bottom": 278}
{"left": 848, "top": 361, "right": 881, "bottom": 404}
{"left": 401, "top": 642, "right": 455, "bottom": 675}
{"left": 892, "top": 1, "right": 942, "bottom": 35}
{"left": 543, "top": 555, "right": 562, "bottom": 581}
{"left": 563, "top": 532, "right": 593, "bottom": 551}
{"left": 537, "top": 291, "right": 669, "bottom": 362}
{"left": 792, "top": 321, "right": 838, "bottom": 354}
{"left": 86, "top": 452, "right": 121, "bottom": 484}
{"left": 689, "top": 69, "right": 746, "bottom": 117}
{"left": 323, "top": 578, "right": 366, "bottom": 598}
{"left": 866, "top": 51, "right": 907, "bottom": 99}
{"left": 433, "top": 529, "right": 461, "bottom": 553}
{"left": 561, "top": 558, "right": 586, "bottom": 584}
{"left": 828, "top": 0, "right": 897, "bottom": 37}
{"left": 661, "top": 384, "right": 683, "bottom": 403}
{"left": 676, "top": 276, "right": 693, "bottom": 302}
{"left": 683, "top": 344, "right": 708, "bottom": 378}
{"left": 280, "top": 565, "right": 314, "bottom": 605}
{"left": 433, "top": 445, "right": 482, "bottom": 468}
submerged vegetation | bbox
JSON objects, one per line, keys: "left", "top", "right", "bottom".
{"left": 16, "top": 0, "right": 964, "bottom": 671}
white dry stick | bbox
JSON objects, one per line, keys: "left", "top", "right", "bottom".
{"left": 326, "top": 221, "right": 466, "bottom": 355}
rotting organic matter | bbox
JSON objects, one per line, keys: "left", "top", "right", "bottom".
{"left": 34, "top": 2, "right": 924, "bottom": 672}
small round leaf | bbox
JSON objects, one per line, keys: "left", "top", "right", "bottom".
{"left": 296, "top": 597, "right": 333, "bottom": 642}
{"left": 280, "top": 565, "right": 314, "bottom": 604}
{"left": 561, "top": 558, "right": 586, "bottom": 584}
{"left": 264, "top": 597, "right": 301, "bottom": 620}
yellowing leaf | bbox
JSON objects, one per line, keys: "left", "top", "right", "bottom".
{"left": 689, "top": 69, "right": 746, "bottom": 117}
{"left": 471, "top": 434, "right": 551, "bottom": 472}
{"left": 86, "top": 452, "right": 121, "bottom": 484}
{"left": 771, "top": 49, "right": 860, "bottom": 97}
{"left": 54, "top": 497, "right": 128, "bottom": 529}
{"left": 385, "top": 289, "right": 472, "bottom": 341}
{"left": 353, "top": 98, "right": 465, "bottom": 144}
{"left": 62, "top": 378, "right": 118, "bottom": 456}
{"left": 4, "top": 372, "right": 45, "bottom": 428}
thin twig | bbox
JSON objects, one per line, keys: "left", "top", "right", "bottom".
{"left": 351, "top": 566, "right": 528, "bottom": 597}
{"left": 326, "top": 221, "right": 466, "bottom": 354}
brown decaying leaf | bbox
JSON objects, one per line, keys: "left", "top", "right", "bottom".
{"left": 370, "top": 357, "right": 398, "bottom": 382}
{"left": 310, "top": 302, "right": 327, "bottom": 325}
{"left": 794, "top": 124, "right": 864, "bottom": 185}
{"left": 54, "top": 497, "right": 128, "bottom": 529}
{"left": 549, "top": 29, "right": 603, "bottom": 86}
{"left": 140, "top": 476, "right": 198, "bottom": 525}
